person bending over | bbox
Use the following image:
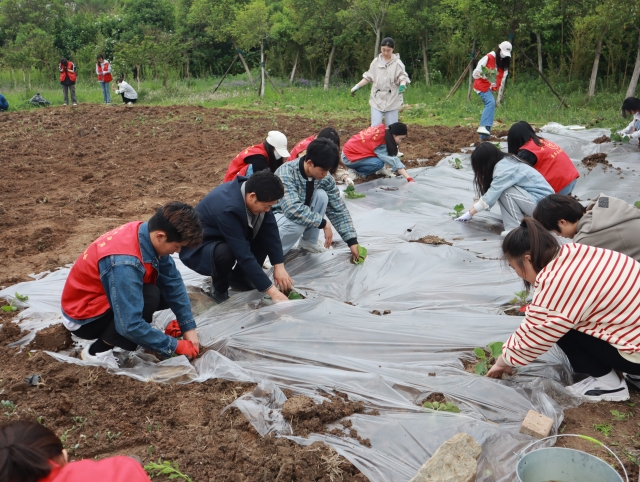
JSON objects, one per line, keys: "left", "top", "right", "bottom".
{"left": 0, "top": 93, "right": 8, "bottom": 111}
{"left": 114, "top": 78, "right": 138, "bottom": 104}
{"left": 224, "top": 131, "right": 290, "bottom": 182}
{"left": 618, "top": 97, "right": 640, "bottom": 144}
{"left": 533, "top": 193, "right": 640, "bottom": 262}
{"left": 487, "top": 217, "right": 640, "bottom": 402}
{"left": 455, "top": 142, "right": 554, "bottom": 235}
{"left": 273, "top": 138, "right": 362, "bottom": 260}
{"left": 0, "top": 420, "right": 150, "bottom": 482}
{"left": 507, "top": 121, "right": 579, "bottom": 195}
{"left": 180, "top": 170, "right": 293, "bottom": 303}
{"left": 341, "top": 122, "right": 414, "bottom": 181}
{"left": 61, "top": 202, "right": 203, "bottom": 369}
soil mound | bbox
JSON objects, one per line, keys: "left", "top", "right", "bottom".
{"left": 410, "top": 235, "right": 452, "bottom": 246}
{"left": 593, "top": 135, "right": 611, "bottom": 144}
{"left": 582, "top": 153, "right": 611, "bottom": 170}
{"left": 31, "top": 324, "right": 73, "bottom": 352}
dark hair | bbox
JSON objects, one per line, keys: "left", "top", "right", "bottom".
{"left": 317, "top": 127, "right": 340, "bottom": 152}
{"left": 533, "top": 194, "right": 586, "bottom": 232}
{"left": 380, "top": 37, "right": 395, "bottom": 49}
{"left": 621, "top": 97, "right": 640, "bottom": 118}
{"left": 245, "top": 170, "right": 285, "bottom": 202}
{"left": 385, "top": 122, "right": 407, "bottom": 157}
{"left": 60, "top": 58, "right": 68, "bottom": 65}
{"left": 148, "top": 201, "right": 203, "bottom": 246}
{"left": 470, "top": 142, "right": 506, "bottom": 196}
{"left": 97, "top": 54, "right": 104, "bottom": 61}
{"left": 116, "top": 78, "right": 124, "bottom": 83}
{"left": 502, "top": 217, "right": 561, "bottom": 289}
{"left": 0, "top": 421, "right": 64, "bottom": 482}
{"left": 507, "top": 121, "right": 542, "bottom": 154}
{"left": 494, "top": 47, "right": 511, "bottom": 70}
{"left": 306, "top": 138, "right": 339, "bottom": 171}
{"left": 262, "top": 141, "right": 283, "bottom": 173}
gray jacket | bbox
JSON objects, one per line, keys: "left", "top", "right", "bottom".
{"left": 364, "top": 54, "right": 410, "bottom": 112}
{"left": 575, "top": 194, "right": 640, "bottom": 263}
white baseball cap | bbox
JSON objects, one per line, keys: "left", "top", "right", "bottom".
{"left": 266, "top": 131, "right": 289, "bottom": 158}
{"left": 499, "top": 41, "right": 512, "bottom": 57}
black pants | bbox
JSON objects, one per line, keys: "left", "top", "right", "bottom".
{"left": 557, "top": 329, "right": 640, "bottom": 377}
{"left": 121, "top": 94, "right": 137, "bottom": 104}
{"left": 211, "top": 242, "right": 268, "bottom": 294}
{"left": 72, "top": 284, "right": 168, "bottom": 351}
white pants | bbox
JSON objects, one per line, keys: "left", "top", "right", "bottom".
{"left": 371, "top": 107, "right": 398, "bottom": 127}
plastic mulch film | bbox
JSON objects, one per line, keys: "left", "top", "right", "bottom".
{"left": 1, "top": 124, "right": 637, "bottom": 481}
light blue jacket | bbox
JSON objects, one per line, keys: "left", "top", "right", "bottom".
{"left": 476, "top": 156, "right": 554, "bottom": 212}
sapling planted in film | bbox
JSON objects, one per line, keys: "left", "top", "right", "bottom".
{"left": 448, "top": 158, "right": 463, "bottom": 169}
{"left": 509, "top": 290, "right": 528, "bottom": 306}
{"left": 610, "top": 129, "right": 630, "bottom": 143}
{"left": 422, "top": 400, "right": 461, "bottom": 413}
{"left": 344, "top": 185, "right": 365, "bottom": 199}
{"left": 450, "top": 203, "right": 465, "bottom": 218}
{"left": 473, "top": 342, "right": 504, "bottom": 376}
{"left": 1, "top": 293, "right": 28, "bottom": 312}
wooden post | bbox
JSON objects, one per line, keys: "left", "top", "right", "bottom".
{"left": 467, "top": 40, "right": 476, "bottom": 101}
{"left": 290, "top": 48, "right": 299, "bottom": 84}
{"left": 447, "top": 51, "right": 479, "bottom": 100}
{"left": 260, "top": 39, "right": 265, "bottom": 98}
{"left": 514, "top": 44, "right": 568, "bottom": 108}
{"left": 211, "top": 54, "right": 238, "bottom": 95}
{"left": 264, "top": 69, "right": 283, "bottom": 96}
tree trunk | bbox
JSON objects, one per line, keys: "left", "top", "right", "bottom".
{"left": 626, "top": 28, "right": 640, "bottom": 98}
{"left": 422, "top": 35, "right": 430, "bottom": 86}
{"left": 28, "top": 70, "right": 31, "bottom": 90}
{"left": 185, "top": 54, "right": 190, "bottom": 78}
{"left": 136, "top": 65, "right": 141, "bottom": 92}
{"left": 536, "top": 33, "right": 543, "bottom": 75}
{"left": 21, "top": 66, "right": 26, "bottom": 83}
{"left": 260, "top": 39, "right": 265, "bottom": 98}
{"left": 324, "top": 44, "right": 336, "bottom": 92}
{"left": 290, "top": 47, "right": 300, "bottom": 84}
{"left": 588, "top": 36, "right": 604, "bottom": 99}
{"left": 497, "top": 75, "right": 507, "bottom": 105}
{"left": 374, "top": 28, "right": 381, "bottom": 58}
{"left": 233, "top": 40, "right": 254, "bottom": 84}
{"left": 467, "top": 39, "right": 476, "bottom": 101}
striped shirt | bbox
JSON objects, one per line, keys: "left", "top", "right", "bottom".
{"left": 503, "top": 243, "right": 640, "bottom": 367}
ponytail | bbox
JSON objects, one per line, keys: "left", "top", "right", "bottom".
{"left": 0, "top": 421, "right": 64, "bottom": 482}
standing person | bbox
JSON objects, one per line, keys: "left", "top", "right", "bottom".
{"left": 618, "top": 97, "right": 640, "bottom": 143}
{"left": 114, "top": 78, "right": 138, "bottom": 105}
{"left": 224, "top": 131, "right": 289, "bottom": 182}
{"left": 455, "top": 142, "right": 554, "bottom": 235}
{"left": 58, "top": 58, "right": 77, "bottom": 106}
{"left": 341, "top": 123, "right": 414, "bottom": 181}
{"left": 273, "top": 138, "right": 362, "bottom": 259}
{"left": 507, "top": 121, "right": 580, "bottom": 195}
{"left": 288, "top": 127, "right": 353, "bottom": 185}
{"left": 0, "top": 93, "right": 8, "bottom": 111}
{"left": 96, "top": 54, "right": 112, "bottom": 104}
{"left": 486, "top": 218, "right": 640, "bottom": 402}
{"left": 350, "top": 37, "right": 410, "bottom": 130}
{"left": 533, "top": 193, "right": 640, "bottom": 262}
{"left": 61, "top": 202, "right": 203, "bottom": 368}
{"left": 0, "top": 420, "right": 151, "bottom": 482}
{"left": 472, "top": 42, "right": 511, "bottom": 140}
{"left": 179, "top": 170, "right": 293, "bottom": 304}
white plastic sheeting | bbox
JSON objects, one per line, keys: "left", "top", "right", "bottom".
{"left": 1, "top": 124, "right": 638, "bottom": 481}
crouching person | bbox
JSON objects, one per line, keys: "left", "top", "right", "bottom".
{"left": 273, "top": 138, "right": 362, "bottom": 261}
{"left": 61, "top": 202, "right": 203, "bottom": 368}
{"left": 179, "top": 170, "right": 293, "bottom": 303}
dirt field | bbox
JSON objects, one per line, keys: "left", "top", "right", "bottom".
{"left": 2, "top": 105, "right": 633, "bottom": 481}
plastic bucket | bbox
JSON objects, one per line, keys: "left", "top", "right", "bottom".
{"left": 516, "top": 446, "right": 623, "bottom": 482}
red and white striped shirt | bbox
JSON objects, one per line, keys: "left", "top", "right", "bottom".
{"left": 503, "top": 243, "right": 640, "bottom": 367}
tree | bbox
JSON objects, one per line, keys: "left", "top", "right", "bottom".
{"left": 347, "top": 0, "right": 393, "bottom": 57}
{"left": 233, "top": 0, "right": 272, "bottom": 96}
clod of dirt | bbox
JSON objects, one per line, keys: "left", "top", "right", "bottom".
{"left": 370, "top": 310, "right": 382, "bottom": 316}
{"left": 593, "top": 135, "right": 611, "bottom": 144}
{"left": 410, "top": 235, "right": 452, "bottom": 246}
{"left": 423, "top": 392, "right": 446, "bottom": 404}
{"left": 383, "top": 310, "right": 391, "bottom": 315}
{"left": 582, "top": 153, "right": 612, "bottom": 170}
{"left": 31, "top": 324, "right": 73, "bottom": 352}
{"left": 0, "top": 319, "right": 23, "bottom": 345}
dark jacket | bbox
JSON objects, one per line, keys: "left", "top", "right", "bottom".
{"left": 179, "top": 177, "right": 284, "bottom": 292}
{"left": 0, "top": 94, "right": 8, "bottom": 111}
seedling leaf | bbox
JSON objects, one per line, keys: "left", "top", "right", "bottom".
{"left": 481, "top": 65, "right": 497, "bottom": 83}
{"left": 487, "top": 341, "right": 503, "bottom": 359}
{"left": 14, "top": 293, "right": 28, "bottom": 301}
{"left": 287, "top": 291, "right": 303, "bottom": 300}
{"left": 634, "top": 201, "right": 640, "bottom": 209}
{"left": 344, "top": 185, "right": 366, "bottom": 199}
{"left": 473, "top": 347, "right": 486, "bottom": 359}
{"left": 474, "top": 360, "right": 488, "bottom": 376}
{"left": 1, "top": 306, "right": 13, "bottom": 312}
{"left": 448, "top": 158, "right": 463, "bottom": 169}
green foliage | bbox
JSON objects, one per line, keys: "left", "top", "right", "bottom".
{"left": 509, "top": 290, "right": 528, "bottom": 305}
{"left": 450, "top": 203, "right": 464, "bottom": 218}
{"left": 344, "top": 185, "right": 366, "bottom": 199}
{"left": 15, "top": 293, "right": 28, "bottom": 302}
{"left": 481, "top": 65, "right": 496, "bottom": 84}
{"left": 473, "top": 342, "right": 503, "bottom": 376}
{"left": 594, "top": 422, "right": 613, "bottom": 437}
{"left": 423, "top": 400, "right": 461, "bottom": 413}
{"left": 611, "top": 410, "right": 631, "bottom": 421}
{"left": 635, "top": 201, "right": 640, "bottom": 209}
{"left": 1, "top": 400, "right": 16, "bottom": 417}
{"left": 287, "top": 291, "right": 303, "bottom": 300}
{"left": 610, "top": 129, "right": 630, "bottom": 143}
{"left": 2, "top": 292, "right": 28, "bottom": 312}
{"left": 448, "top": 158, "right": 463, "bottom": 169}
{"left": 144, "top": 460, "right": 193, "bottom": 482}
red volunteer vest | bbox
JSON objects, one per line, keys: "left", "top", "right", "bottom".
{"left": 223, "top": 143, "right": 269, "bottom": 182}
{"left": 59, "top": 62, "right": 77, "bottom": 83}
{"left": 473, "top": 53, "right": 506, "bottom": 93}
{"left": 287, "top": 135, "right": 315, "bottom": 161}
{"left": 342, "top": 124, "right": 386, "bottom": 162}
{"left": 520, "top": 138, "right": 579, "bottom": 193}
{"left": 61, "top": 222, "right": 157, "bottom": 320}
{"left": 97, "top": 61, "right": 112, "bottom": 82}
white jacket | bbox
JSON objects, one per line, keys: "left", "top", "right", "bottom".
{"left": 363, "top": 54, "right": 410, "bottom": 112}
{"left": 619, "top": 112, "right": 640, "bottom": 143}
{"left": 115, "top": 81, "right": 138, "bottom": 99}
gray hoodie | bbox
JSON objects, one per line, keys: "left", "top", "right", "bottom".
{"left": 574, "top": 194, "right": 640, "bottom": 263}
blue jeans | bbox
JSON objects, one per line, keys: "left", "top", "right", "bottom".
{"left": 557, "top": 178, "right": 578, "bottom": 195}
{"left": 275, "top": 189, "right": 328, "bottom": 255}
{"left": 477, "top": 90, "right": 495, "bottom": 139}
{"left": 99, "top": 82, "right": 111, "bottom": 103}
{"left": 341, "top": 154, "right": 384, "bottom": 176}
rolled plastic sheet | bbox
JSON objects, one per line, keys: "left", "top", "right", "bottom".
{"left": 0, "top": 124, "right": 634, "bottom": 481}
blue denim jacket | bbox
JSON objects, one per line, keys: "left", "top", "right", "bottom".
{"left": 64, "top": 223, "right": 196, "bottom": 356}
{"left": 373, "top": 144, "right": 406, "bottom": 171}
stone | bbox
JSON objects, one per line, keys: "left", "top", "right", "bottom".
{"left": 520, "top": 410, "right": 553, "bottom": 439}
{"left": 409, "top": 432, "right": 481, "bottom": 482}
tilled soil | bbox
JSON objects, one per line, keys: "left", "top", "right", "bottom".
{"left": 582, "top": 153, "right": 612, "bottom": 170}
{"left": 409, "top": 235, "right": 452, "bottom": 246}
{"left": 592, "top": 135, "right": 611, "bottom": 144}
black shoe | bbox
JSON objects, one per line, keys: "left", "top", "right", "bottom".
{"left": 229, "top": 269, "right": 255, "bottom": 291}
{"left": 211, "top": 289, "right": 229, "bottom": 304}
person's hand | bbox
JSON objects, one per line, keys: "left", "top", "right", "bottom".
{"left": 266, "top": 286, "right": 289, "bottom": 303}
{"left": 323, "top": 224, "right": 333, "bottom": 248}
{"left": 345, "top": 177, "right": 354, "bottom": 186}
{"left": 164, "top": 320, "right": 182, "bottom": 338}
{"left": 182, "top": 329, "right": 200, "bottom": 351}
{"left": 486, "top": 355, "right": 514, "bottom": 378}
{"left": 398, "top": 84, "right": 406, "bottom": 93}
{"left": 455, "top": 211, "right": 473, "bottom": 222}
{"left": 175, "top": 339, "right": 199, "bottom": 359}
{"left": 349, "top": 244, "right": 360, "bottom": 263}
{"left": 490, "top": 83, "right": 498, "bottom": 92}
{"left": 406, "top": 177, "right": 414, "bottom": 183}
{"left": 273, "top": 263, "right": 294, "bottom": 293}
{"left": 350, "top": 85, "right": 359, "bottom": 97}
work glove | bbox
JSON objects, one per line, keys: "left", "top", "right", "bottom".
{"left": 350, "top": 85, "right": 359, "bottom": 97}
{"left": 398, "top": 84, "right": 407, "bottom": 93}
{"left": 164, "top": 320, "right": 182, "bottom": 338}
{"left": 406, "top": 177, "right": 415, "bottom": 183}
{"left": 345, "top": 177, "right": 354, "bottom": 186}
{"left": 490, "top": 83, "right": 498, "bottom": 92}
{"left": 175, "top": 340, "right": 199, "bottom": 359}
{"left": 455, "top": 211, "right": 473, "bottom": 222}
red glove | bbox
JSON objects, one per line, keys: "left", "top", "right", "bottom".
{"left": 491, "top": 86, "right": 498, "bottom": 92}
{"left": 175, "top": 340, "right": 199, "bottom": 359}
{"left": 406, "top": 177, "right": 415, "bottom": 183}
{"left": 164, "top": 320, "right": 182, "bottom": 338}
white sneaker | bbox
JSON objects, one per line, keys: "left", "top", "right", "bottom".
{"left": 565, "top": 376, "right": 629, "bottom": 402}
{"left": 376, "top": 166, "right": 395, "bottom": 177}
{"left": 346, "top": 168, "right": 359, "bottom": 180}
{"left": 298, "top": 238, "right": 329, "bottom": 253}
{"left": 263, "top": 258, "right": 272, "bottom": 270}
{"left": 72, "top": 103, "right": 77, "bottom": 106}
{"left": 81, "top": 345, "right": 120, "bottom": 370}
{"left": 501, "top": 230, "right": 512, "bottom": 237}
{"left": 477, "top": 126, "right": 490, "bottom": 136}
{"left": 397, "top": 151, "right": 404, "bottom": 158}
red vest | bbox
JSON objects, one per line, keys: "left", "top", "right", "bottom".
{"left": 521, "top": 138, "right": 579, "bottom": 193}
{"left": 287, "top": 135, "right": 315, "bottom": 161}
{"left": 59, "top": 62, "right": 77, "bottom": 83}
{"left": 39, "top": 457, "right": 151, "bottom": 482}
{"left": 97, "top": 61, "right": 112, "bottom": 82}
{"left": 473, "top": 53, "right": 506, "bottom": 92}
{"left": 342, "top": 124, "right": 386, "bottom": 162}
{"left": 61, "top": 222, "right": 157, "bottom": 320}
{"left": 223, "top": 143, "right": 269, "bottom": 182}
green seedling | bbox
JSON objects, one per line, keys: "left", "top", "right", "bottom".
{"left": 144, "top": 460, "right": 193, "bottom": 482}
{"left": 72, "top": 416, "right": 87, "bottom": 428}
{"left": 594, "top": 422, "right": 613, "bottom": 437}
{"left": 423, "top": 400, "right": 461, "bottom": 413}
{"left": 106, "top": 431, "right": 121, "bottom": 442}
{"left": 610, "top": 129, "right": 630, "bottom": 143}
{"left": 1, "top": 400, "right": 16, "bottom": 417}
{"left": 287, "top": 291, "right": 304, "bottom": 300}
{"left": 509, "top": 290, "right": 529, "bottom": 306}
{"left": 450, "top": 203, "right": 465, "bottom": 218}
{"left": 344, "top": 185, "right": 366, "bottom": 199}
{"left": 352, "top": 245, "right": 368, "bottom": 265}
{"left": 15, "top": 293, "right": 28, "bottom": 302}
{"left": 611, "top": 410, "right": 631, "bottom": 421}
{"left": 481, "top": 65, "right": 497, "bottom": 84}
{"left": 634, "top": 201, "right": 640, "bottom": 209}
{"left": 494, "top": 142, "right": 501, "bottom": 149}
{"left": 448, "top": 158, "right": 463, "bottom": 169}
{"left": 473, "top": 342, "right": 504, "bottom": 376}
{"left": 1, "top": 293, "right": 28, "bottom": 312}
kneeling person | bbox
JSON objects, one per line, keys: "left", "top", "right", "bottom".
{"left": 273, "top": 138, "right": 362, "bottom": 261}
{"left": 61, "top": 202, "right": 203, "bottom": 368}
